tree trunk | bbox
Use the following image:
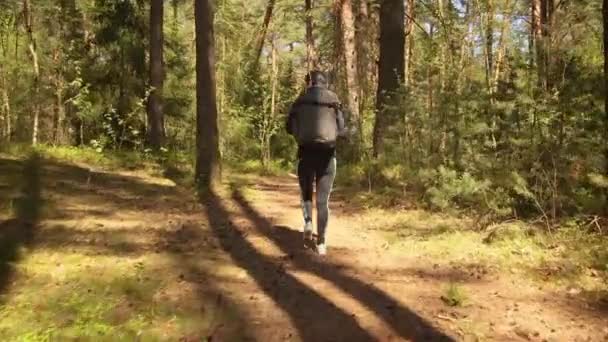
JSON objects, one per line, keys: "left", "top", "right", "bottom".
{"left": 54, "top": 81, "right": 66, "bottom": 145}
{"left": 531, "top": 0, "right": 541, "bottom": 69}
{"left": 491, "top": 0, "right": 513, "bottom": 149}
{"left": 79, "top": 120, "right": 84, "bottom": 146}
{"left": 333, "top": 4, "right": 345, "bottom": 93}
{"left": 368, "top": 1, "right": 380, "bottom": 94}
{"left": 438, "top": 0, "right": 446, "bottom": 93}
{"left": 604, "top": 0, "right": 608, "bottom": 179}
{"left": 15, "top": 23, "right": 19, "bottom": 61}
{"left": 436, "top": 0, "right": 446, "bottom": 159}
{"left": 23, "top": 0, "right": 39, "bottom": 146}
{"left": 305, "top": 0, "right": 317, "bottom": 71}
{"left": 540, "top": 0, "right": 548, "bottom": 90}
{"left": 219, "top": 33, "right": 226, "bottom": 117}
{"left": 0, "top": 68, "right": 10, "bottom": 142}
{"left": 539, "top": 0, "right": 554, "bottom": 90}
{"left": 485, "top": 0, "right": 494, "bottom": 91}
{"left": 492, "top": 0, "right": 512, "bottom": 95}
{"left": 52, "top": 49, "right": 67, "bottom": 145}
{"left": 338, "top": 0, "right": 362, "bottom": 147}
{"left": 195, "top": 0, "right": 221, "bottom": 190}
{"left": 427, "top": 23, "right": 435, "bottom": 156}
{"left": 254, "top": 0, "right": 276, "bottom": 67}
{"left": 262, "top": 36, "right": 278, "bottom": 167}
{"left": 4, "top": 91, "right": 10, "bottom": 143}
{"left": 372, "top": 0, "right": 405, "bottom": 157}
{"left": 271, "top": 35, "right": 277, "bottom": 124}
{"left": 404, "top": 0, "right": 414, "bottom": 87}
{"left": 355, "top": 0, "right": 371, "bottom": 111}
{"left": 533, "top": 0, "right": 544, "bottom": 87}
{"left": 147, "top": 0, "right": 165, "bottom": 150}
{"left": 547, "top": 0, "right": 555, "bottom": 90}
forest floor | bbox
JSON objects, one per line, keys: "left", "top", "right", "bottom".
{"left": 0, "top": 148, "right": 607, "bottom": 341}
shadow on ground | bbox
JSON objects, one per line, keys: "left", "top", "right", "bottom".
{"left": 200, "top": 186, "right": 456, "bottom": 341}
{"left": 0, "top": 155, "right": 256, "bottom": 340}
{"left": 0, "top": 154, "right": 42, "bottom": 294}
{"left": 203, "top": 190, "right": 378, "bottom": 341}
{"left": 1, "top": 154, "right": 604, "bottom": 340}
{"left": 161, "top": 220, "right": 257, "bottom": 341}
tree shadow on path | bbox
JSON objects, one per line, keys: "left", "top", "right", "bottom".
{"left": 0, "top": 153, "right": 42, "bottom": 295}
{"left": 161, "top": 220, "right": 259, "bottom": 341}
{"left": 230, "top": 188, "right": 455, "bottom": 342}
{"left": 203, "top": 191, "right": 376, "bottom": 341}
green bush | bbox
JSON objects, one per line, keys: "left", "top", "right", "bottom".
{"left": 419, "top": 166, "right": 491, "bottom": 211}
{"left": 441, "top": 283, "right": 468, "bottom": 307}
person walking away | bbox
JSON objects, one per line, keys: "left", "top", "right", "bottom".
{"left": 286, "top": 71, "right": 347, "bottom": 256}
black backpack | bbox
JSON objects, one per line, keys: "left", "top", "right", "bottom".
{"left": 290, "top": 87, "right": 340, "bottom": 147}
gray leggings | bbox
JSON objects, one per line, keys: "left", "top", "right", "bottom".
{"left": 298, "top": 155, "right": 336, "bottom": 244}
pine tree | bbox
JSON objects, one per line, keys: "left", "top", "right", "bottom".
{"left": 147, "top": 0, "right": 165, "bottom": 150}
{"left": 372, "top": 0, "right": 404, "bottom": 157}
{"left": 195, "top": 0, "right": 221, "bottom": 190}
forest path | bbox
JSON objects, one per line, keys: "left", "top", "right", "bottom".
{"left": 0, "top": 153, "right": 606, "bottom": 341}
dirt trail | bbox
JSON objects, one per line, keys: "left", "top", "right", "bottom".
{"left": 225, "top": 177, "right": 607, "bottom": 342}
{"left": 0, "top": 155, "right": 606, "bottom": 341}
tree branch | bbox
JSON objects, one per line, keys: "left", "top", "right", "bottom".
{"left": 404, "top": 11, "right": 431, "bottom": 39}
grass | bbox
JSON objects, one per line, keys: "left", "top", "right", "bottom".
{"left": 1, "top": 143, "right": 158, "bottom": 171}
{"left": 441, "top": 283, "right": 468, "bottom": 307}
{"left": 0, "top": 253, "right": 160, "bottom": 340}
{"left": 1, "top": 145, "right": 606, "bottom": 338}
{"left": 0, "top": 241, "right": 239, "bottom": 340}
{"left": 0, "top": 146, "right": 252, "bottom": 341}
{"left": 226, "top": 158, "right": 292, "bottom": 177}
{"left": 354, "top": 205, "right": 607, "bottom": 301}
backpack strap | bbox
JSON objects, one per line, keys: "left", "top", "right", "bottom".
{"left": 294, "top": 100, "right": 339, "bottom": 110}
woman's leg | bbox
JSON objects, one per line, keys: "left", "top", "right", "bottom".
{"left": 315, "top": 157, "right": 336, "bottom": 245}
{"left": 298, "top": 157, "right": 314, "bottom": 227}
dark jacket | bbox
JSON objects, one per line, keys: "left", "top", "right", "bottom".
{"left": 286, "top": 86, "right": 346, "bottom": 158}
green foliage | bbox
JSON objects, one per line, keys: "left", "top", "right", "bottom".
{"left": 228, "top": 158, "right": 291, "bottom": 177}
{"left": 0, "top": 0, "right": 194, "bottom": 149}
{"left": 0, "top": 0, "right": 605, "bottom": 223}
{"left": 347, "top": 0, "right": 607, "bottom": 221}
{"left": 588, "top": 173, "right": 608, "bottom": 189}
{"left": 67, "top": 68, "right": 96, "bottom": 124}
{"left": 420, "top": 166, "right": 491, "bottom": 211}
{"left": 441, "top": 283, "right": 468, "bottom": 307}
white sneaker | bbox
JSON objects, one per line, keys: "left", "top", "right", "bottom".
{"left": 316, "top": 243, "right": 327, "bottom": 256}
{"left": 303, "top": 222, "right": 313, "bottom": 241}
